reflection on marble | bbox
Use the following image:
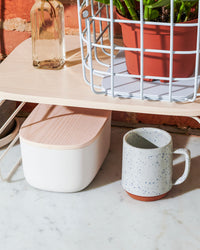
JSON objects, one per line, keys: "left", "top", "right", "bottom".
{"left": 0, "top": 127, "right": 200, "bottom": 250}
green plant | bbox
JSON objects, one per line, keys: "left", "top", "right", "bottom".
{"left": 95, "top": 0, "right": 198, "bottom": 22}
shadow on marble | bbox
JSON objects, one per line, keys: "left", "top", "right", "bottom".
{"left": 85, "top": 127, "right": 125, "bottom": 191}
{"left": 0, "top": 139, "right": 25, "bottom": 183}
{"left": 165, "top": 155, "right": 200, "bottom": 199}
{"left": 9, "top": 177, "right": 25, "bottom": 183}
{"left": 85, "top": 149, "right": 122, "bottom": 191}
{"left": 171, "top": 133, "right": 190, "bottom": 160}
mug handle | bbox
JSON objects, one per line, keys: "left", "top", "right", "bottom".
{"left": 173, "top": 148, "right": 191, "bottom": 186}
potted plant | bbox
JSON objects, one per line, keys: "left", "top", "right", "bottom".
{"left": 95, "top": 0, "right": 198, "bottom": 81}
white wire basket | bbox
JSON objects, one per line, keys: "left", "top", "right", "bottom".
{"left": 77, "top": 0, "right": 200, "bottom": 102}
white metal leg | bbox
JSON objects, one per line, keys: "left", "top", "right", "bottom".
{"left": 191, "top": 116, "right": 200, "bottom": 125}
{"left": 0, "top": 100, "right": 5, "bottom": 106}
{"left": 0, "top": 133, "right": 21, "bottom": 181}
{"left": 0, "top": 101, "right": 26, "bottom": 182}
{"left": 0, "top": 102, "right": 25, "bottom": 135}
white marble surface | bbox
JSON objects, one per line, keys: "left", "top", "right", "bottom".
{"left": 0, "top": 126, "right": 200, "bottom": 250}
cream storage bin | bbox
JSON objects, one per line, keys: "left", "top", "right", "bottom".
{"left": 19, "top": 104, "right": 111, "bottom": 192}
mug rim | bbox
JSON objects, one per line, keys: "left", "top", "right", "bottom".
{"left": 123, "top": 127, "right": 172, "bottom": 150}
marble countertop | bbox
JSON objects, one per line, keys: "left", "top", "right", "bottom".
{"left": 0, "top": 126, "right": 200, "bottom": 250}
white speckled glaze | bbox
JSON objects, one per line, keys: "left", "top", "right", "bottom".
{"left": 122, "top": 128, "right": 191, "bottom": 198}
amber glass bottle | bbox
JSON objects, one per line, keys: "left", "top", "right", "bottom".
{"left": 30, "top": 0, "right": 65, "bottom": 69}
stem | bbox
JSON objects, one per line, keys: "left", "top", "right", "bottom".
{"left": 144, "top": 0, "right": 152, "bottom": 21}
{"left": 176, "top": 2, "right": 185, "bottom": 23}
{"left": 124, "top": 0, "right": 138, "bottom": 20}
{"left": 184, "top": 2, "right": 192, "bottom": 22}
{"left": 148, "top": 0, "right": 153, "bottom": 19}
{"left": 184, "top": 1, "right": 198, "bottom": 22}
{"left": 144, "top": 6, "right": 149, "bottom": 20}
{"left": 115, "top": 0, "right": 126, "bottom": 16}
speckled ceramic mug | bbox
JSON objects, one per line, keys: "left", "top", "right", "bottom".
{"left": 122, "top": 128, "right": 191, "bottom": 201}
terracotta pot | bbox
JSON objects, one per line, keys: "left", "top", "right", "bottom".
{"left": 116, "top": 12, "right": 197, "bottom": 80}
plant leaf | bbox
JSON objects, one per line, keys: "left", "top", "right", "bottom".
{"left": 148, "top": 0, "right": 170, "bottom": 8}
{"left": 94, "top": 0, "right": 110, "bottom": 4}
{"left": 151, "top": 9, "right": 160, "bottom": 19}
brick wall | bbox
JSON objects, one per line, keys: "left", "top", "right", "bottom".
{"left": 0, "top": 0, "right": 199, "bottom": 129}
{"left": 0, "top": 0, "right": 79, "bottom": 59}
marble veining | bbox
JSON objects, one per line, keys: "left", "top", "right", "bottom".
{"left": 0, "top": 127, "right": 200, "bottom": 250}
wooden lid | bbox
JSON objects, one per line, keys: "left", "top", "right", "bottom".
{"left": 20, "top": 104, "right": 111, "bottom": 149}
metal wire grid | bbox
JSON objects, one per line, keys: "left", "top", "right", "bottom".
{"left": 77, "top": 0, "right": 200, "bottom": 102}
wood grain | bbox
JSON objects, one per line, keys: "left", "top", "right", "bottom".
{"left": 0, "top": 35, "right": 200, "bottom": 117}
{"left": 20, "top": 104, "right": 111, "bottom": 149}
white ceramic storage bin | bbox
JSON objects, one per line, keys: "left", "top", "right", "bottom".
{"left": 19, "top": 104, "right": 111, "bottom": 192}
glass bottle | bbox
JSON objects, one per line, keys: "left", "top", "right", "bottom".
{"left": 30, "top": 0, "right": 65, "bottom": 69}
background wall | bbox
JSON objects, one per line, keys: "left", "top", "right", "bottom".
{"left": 0, "top": 0, "right": 79, "bottom": 59}
{"left": 0, "top": 0, "right": 199, "bottom": 130}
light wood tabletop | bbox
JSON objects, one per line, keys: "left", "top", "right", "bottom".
{"left": 0, "top": 35, "right": 200, "bottom": 117}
